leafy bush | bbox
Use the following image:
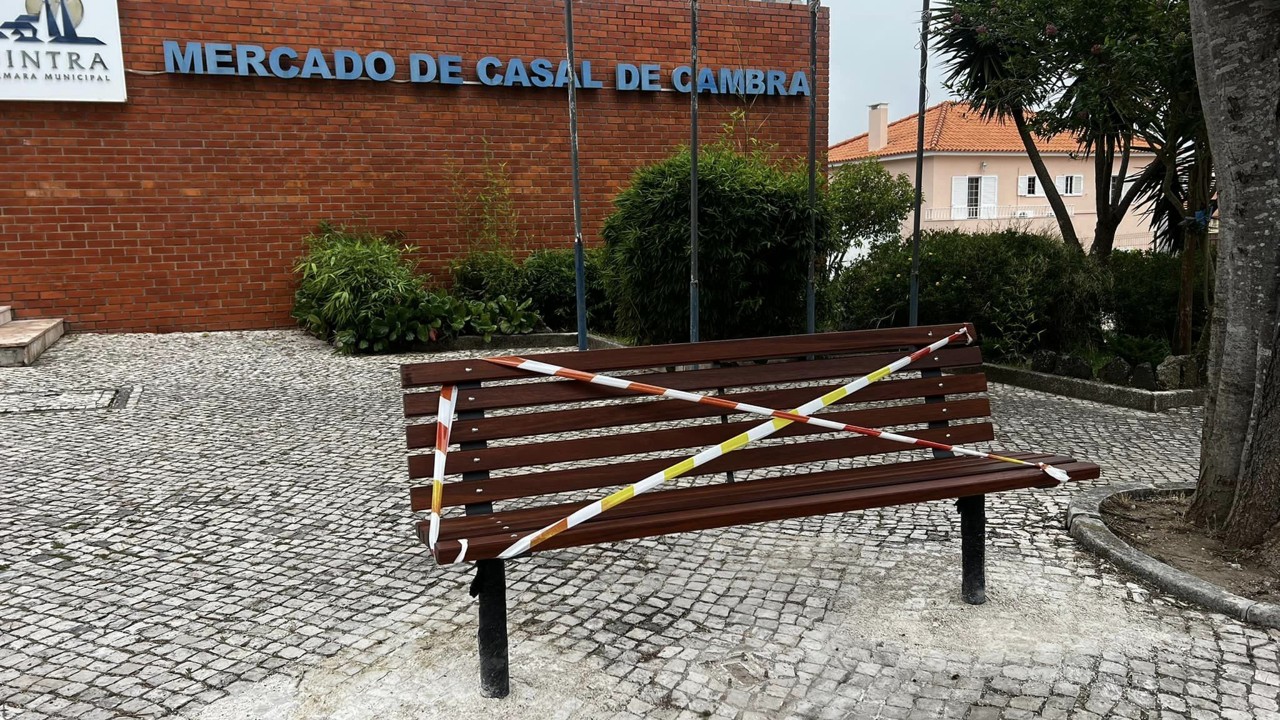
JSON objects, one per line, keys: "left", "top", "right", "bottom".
{"left": 454, "top": 296, "right": 539, "bottom": 340}
{"left": 1106, "top": 333, "right": 1171, "bottom": 368}
{"left": 293, "top": 224, "right": 537, "bottom": 354}
{"left": 603, "top": 144, "right": 834, "bottom": 344}
{"left": 826, "top": 229, "right": 1105, "bottom": 357}
{"left": 450, "top": 249, "right": 527, "bottom": 302}
{"left": 828, "top": 159, "right": 915, "bottom": 253}
{"left": 522, "top": 247, "right": 615, "bottom": 334}
{"left": 293, "top": 224, "right": 438, "bottom": 354}
{"left": 1104, "top": 249, "right": 1181, "bottom": 345}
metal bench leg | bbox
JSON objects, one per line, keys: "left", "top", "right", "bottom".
{"left": 957, "top": 495, "right": 987, "bottom": 605}
{"left": 470, "top": 559, "right": 510, "bottom": 697}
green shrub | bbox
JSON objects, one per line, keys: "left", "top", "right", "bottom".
{"left": 522, "top": 247, "right": 615, "bottom": 334}
{"left": 450, "top": 249, "right": 527, "bottom": 302}
{"left": 450, "top": 295, "right": 539, "bottom": 340}
{"left": 293, "top": 224, "right": 538, "bottom": 354}
{"left": 603, "top": 144, "right": 834, "bottom": 344}
{"left": 826, "top": 229, "right": 1105, "bottom": 357}
{"left": 1104, "top": 249, "right": 1181, "bottom": 345}
{"left": 1106, "top": 333, "right": 1171, "bottom": 368}
{"left": 293, "top": 224, "right": 438, "bottom": 354}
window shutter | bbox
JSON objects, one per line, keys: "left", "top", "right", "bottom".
{"left": 1055, "top": 175, "right": 1067, "bottom": 194}
{"left": 1018, "top": 176, "right": 1029, "bottom": 197}
{"left": 1073, "top": 175, "right": 1085, "bottom": 196}
{"left": 951, "top": 177, "right": 967, "bottom": 220}
{"left": 979, "top": 176, "right": 998, "bottom": 219}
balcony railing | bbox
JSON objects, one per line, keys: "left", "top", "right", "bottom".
{"left": 922, "top": 205, "right": 1075, "bottom": 222}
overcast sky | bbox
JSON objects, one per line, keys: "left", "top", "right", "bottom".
{"left": 824, "top": 0, "right": 954, "bottom": 145}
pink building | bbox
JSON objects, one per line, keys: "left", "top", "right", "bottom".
{"left": 829, "top": 102, "right": 1154, "bottom": 251}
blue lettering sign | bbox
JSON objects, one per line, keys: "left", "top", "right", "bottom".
{"left": 157, "top": 42, "right": 810, "bottom": 99}
{"left": 529, "top": 58, "right": 554, "bottom": 88}
{"left": 719, "top": 68, "right": 744, "bottom": 95}
{"left": 580, "top": 61, "right": 603, "bottom": 89}
{"left": 366, "top": 51, "right": 395, "bottom": 81}
{"left": 554, "top": 59, "right": 574, "bottom": 88}
{"left": 672, "top": 65, "right": 691, "bottom": 93}
{"left": 236, "top": 45, "right": 269, "bottom": 77}
{"left": 504, "top": 58, "right": 532, "bottom": 87}
{"left": 204, "top": 42, "right": 234, "bottom": 75}
{"left": 163, "top": 40, "right": 202, "bottom": 74}
{"left": 334, "top": 49, "right": 362, "bottom": 80}
{"left": 410, "top": 53, "right": 437, "bottom": 82}
{"left": 439, "top": 54, "right": 463, "bottom": 85}
{"left": 696, "top": 66, "right": 717, "bottom": 94}
{"left": 640, "top": 63, "right": 660, "bottom": 91}
{"left": 766, "top": 70, "right": 786, "bottom": 95}
{"left": 477, "top": 56, "right": 502, "bottom": 86}
{"left": 300, "top": 48, "right": 333, "bottom": 79}
{"left": 616, "top": 62, "right": 639, "bottom": 91}
{"left": 789, "top": 71, "right": 809, "bottom": 96}
{"left": 270, "top": 46, "right": 298, "bottom": 78}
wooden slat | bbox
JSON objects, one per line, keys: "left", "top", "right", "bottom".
{"left": 416, "top": 423, "right": 995, "bottom": 507}
{"left": 429, "top": 452, "right": 1068, "bottom": 540}
{"left": 407, "top": 373, "right": 990, "bottom": 447}
{"left": 404, "top": 346, "right": 983, "bottom": 416}
{"left": 434, "top": 398, "right": 992, "bottom": 474}
{"left": 430, "top": 460, "right": 1102, "bottom": 563}
{"left": 401, "top": 323, "right": 977, "bottom": 388}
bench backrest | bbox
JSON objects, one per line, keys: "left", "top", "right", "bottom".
{"left": 402, "top": 323, "right": 987, "bottom": 515}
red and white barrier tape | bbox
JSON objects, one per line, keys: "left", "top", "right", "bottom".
{"left": 427, "top": 385, "right": 457, "bottom": 551}
{"left": 481, "top": 328, "right": 973, "bottom": 559}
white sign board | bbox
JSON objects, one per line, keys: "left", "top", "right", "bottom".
{"left": 0, "top": 0, "right": 126, "bottom": 102}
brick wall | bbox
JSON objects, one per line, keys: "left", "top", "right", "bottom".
{"left": 1, "top": 0, "right": 829, "bottom": 332}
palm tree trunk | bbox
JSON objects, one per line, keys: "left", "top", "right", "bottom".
{"left": 1089, "top": 137, "right": 1118, "bottom": 260}
{"left": 1011, "top": 110, "right": 1083, "bottom": 253}
{"left": 1185, "top": 0, "right": 1280, "bottom": 545}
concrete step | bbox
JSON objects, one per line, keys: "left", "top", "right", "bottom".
{"left": 0, "top": 306, "right": 11, "bottom": 325}
{"left": 0, "top": 318, "right": 65, "bottom": 367}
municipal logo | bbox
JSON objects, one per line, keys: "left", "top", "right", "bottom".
{"left": 1, "top": 0, "right": 105, "bottom": 45}
{"left": 1, "top": 0, "right": 126, "bottom": 102}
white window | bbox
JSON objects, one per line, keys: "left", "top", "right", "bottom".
{"left": 1112, "top": 174, "right": 1136, "bottom": 202}
{"left": 952, "top": 176, "right": 998, "bottom": 220}
{"left": 1055, "top": 174, "right": 1086, "bottom": 196}
{"left": 1018, "top": 175, "right": 1044, "bottom": 197}
{"left": 967, "top": 177, "right": 982, "bottom": 218}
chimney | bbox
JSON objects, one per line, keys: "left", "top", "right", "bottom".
{"left": 868, "top": 103, "right": 890, "bottom": 152}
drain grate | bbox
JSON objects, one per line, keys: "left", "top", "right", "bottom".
{"left": 0, "top": 386, "right": 141, "bottom": 414}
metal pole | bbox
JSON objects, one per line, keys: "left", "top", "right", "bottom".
{"left": 805, "top": 0, "right": 819, "bottom": 334}
{"left": 908, "top": 0, "right": 930, "bottom": 327}
{"left": 473, "top": 560, "right": 510, "bottom": 696}
{"left": 689, "top": 0, "right": 700, "bottom": 343}
{"left": 565, "top": 0, "right": 589, "bottom": 350}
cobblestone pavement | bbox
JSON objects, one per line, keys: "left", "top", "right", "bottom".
{"left": 1, "top": 330, "right": 1277, "bottom": 720}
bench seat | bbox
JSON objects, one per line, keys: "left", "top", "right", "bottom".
{"left": 427, "top": 452, "right": 1098, "bottom": 563}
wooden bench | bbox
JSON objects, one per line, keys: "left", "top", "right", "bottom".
{"left": 400, "top": 324, "right": 1100, "bottom": 697}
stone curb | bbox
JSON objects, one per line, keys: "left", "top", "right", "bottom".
{"left": 1067, "top": 483, "right": 1280, "bottom": 629}
{"left": 423, "top": 332, "right": 626, "bottom": 353}
{"left": 978, "top": 364, "right": 1204, "bottom": 413}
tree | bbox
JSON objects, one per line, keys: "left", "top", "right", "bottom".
{"left": 1185, "top": 0, "right": 1280, "bottom": 554}
{"left": 1125, "top": 0, "right": 1214, "bottom": 354}
{"left": 602, "top": 144, "right": 834, "bottom": 344}
{"left": 826, "top": 160, "right": 915, "bottom": 263}
{"left": 932, "top": 0, "right": 1184, "bottom": 259}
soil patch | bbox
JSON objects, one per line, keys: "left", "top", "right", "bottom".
{"left": 1102, "top": 491, "right": 1280, "bottom": 604}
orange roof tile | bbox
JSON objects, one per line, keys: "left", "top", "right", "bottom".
{"left": 829, "top": 101, "right": 1082, "bottom": 164}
